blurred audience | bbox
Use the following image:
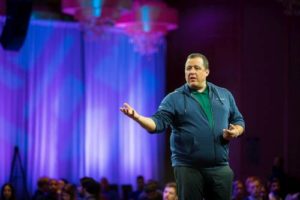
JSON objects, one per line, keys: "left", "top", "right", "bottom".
{"left": 2, "top": 165, "right": 299, "bottom": 200}
{"left": 285, "top": 193, "right": 300, "bottom": 200}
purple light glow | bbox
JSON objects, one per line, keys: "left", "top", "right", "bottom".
{"left": 0, "top": 19, "right": 166, "bottom": 194}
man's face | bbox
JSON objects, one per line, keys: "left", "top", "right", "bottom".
{"left": 62, "top": 192, "right": 71, "bottom": 200}
{"left": 233, "top": 182, "right": 244, "bottom": 197}
{"left": 49, "top": 179, "right": 58, "bottom": 193}
{"left": 163, "top": 186, "right": 177, "bottom": 200}
{"left": 270, "top": 181, "right": 280, "bottom": 193}
{"left": 137, "top": 178, "right": 144, "bottom": 190}
{"left": 77, "top": 185, "right": 85, "bottom": 197}
{"left": 3, "top": 185, "right": 12, "bottom": 199}
{"left": 247, "top": 180, "right": 261, "bottom": 198}
{"left": 57, "top": 180, "right": 66, "bottom": 190}
{"left": 185, "top": 57, "right": 209, "bottom": 90}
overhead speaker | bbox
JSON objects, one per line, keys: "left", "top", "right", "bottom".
{"left": 0, "top": 0, "right": 33, "bottom": 51}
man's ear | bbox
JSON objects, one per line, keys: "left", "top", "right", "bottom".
{"left": 206, "top": 69, "right": 210, "bottom": 76}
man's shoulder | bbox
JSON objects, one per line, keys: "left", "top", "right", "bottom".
{"left": 166, "top": 84, "right": 186, "bottom": 97}
{"left": 208, "top": 82, "right": 231, "bottom": 94}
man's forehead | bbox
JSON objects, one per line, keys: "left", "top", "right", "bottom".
{"left": 164, "top": 186, "right": 176, "bottom": 191}
{"left": 185, "top": 57, "right": 204, "bottom": 65}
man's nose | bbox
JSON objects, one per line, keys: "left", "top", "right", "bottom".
{"left": 190, "top": 67, "right": 197, "bottom": 73}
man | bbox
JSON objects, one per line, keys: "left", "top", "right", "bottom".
{"left": 120, "top": 53, "right": 245, "bottom": 200}
{"left": 268, "top": 178, "right": 283, "bottom": 200}
{"left": 130, "top": 175, "right": 145, "bottom": 200}
{"left": 232, "top": 180, "right": 246, "bottom": 200}
{"left": 138, "top": 180, "right": 162, "bottom": 200}
{"left": 244, "top": 176, "right": 263, "bottom": 200}
{"left": 79, "top": 177, "right": 100, "bottom": 200}
{"left": 163, "top": 182, "right": 178, "bottom": 200}
{"left": 31, "top": 176, "right": 49, "bottom": 200}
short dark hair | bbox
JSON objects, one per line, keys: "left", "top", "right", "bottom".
{"left": 80, "top": 177, "right": 100, "bottom": 195}
{"left": 144, "top": 180, "right": 159, "bottom": 193}
{"left": 62, "top": 184, "right": 76, "bottom": 199}
{"left": 187, "top": 53, "right": 209, "bottom": 69}
{"left": 37, "top": 177, "right": 49, "bottom": 189}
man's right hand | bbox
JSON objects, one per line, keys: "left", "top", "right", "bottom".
{"left": 120, "top": 103, "right": 140, "bottom": 121}
{"left": 120, "top": 102, "right": 156, "bottom": 132}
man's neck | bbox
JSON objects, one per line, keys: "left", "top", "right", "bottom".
{"left": 192, "top": 82, "right": 207, "bottom": 93}
{"left": 197, "top": 85, "right": 206, "bottom": 93}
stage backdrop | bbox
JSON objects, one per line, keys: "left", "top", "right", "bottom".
{"left": 0, "top": 18, "right": 166, "bottom": 194}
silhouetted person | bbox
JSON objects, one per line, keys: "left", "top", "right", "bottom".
{"left": 268, "top": 178, "right": 284, "bottom": 200}
{"left": 130, "top": 176, "right": 145, "bottom": 200}
{"left": 80, "top": 177, "right": 100, "bottom": 200}
{"left": 32, "top": 177, "right": 50, "bottom": 200}
{"left": 138, "top": 180, "right": 162, "bottom": 200}
{"left": 269, "top": 156, "right": 286, "bottom": 196}
{"left": 100, "top": 177, "right": 118, "bottom": 200}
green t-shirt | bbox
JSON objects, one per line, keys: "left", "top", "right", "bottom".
{"left": 191, "top": 87, "right": 213, "bottom": 128}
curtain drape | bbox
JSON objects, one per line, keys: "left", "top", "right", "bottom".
{"left": 0, "top": 18, "right": 166, "bottom": 195}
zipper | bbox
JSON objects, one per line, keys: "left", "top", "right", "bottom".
{"left": 189, "top": 92, "right": 216, "bottom": 164}
{"left": 189, "top": 94, "right": 211, "bottom": 127}
{"left": 209, "top": 92, "right": 216, "bottom": 164}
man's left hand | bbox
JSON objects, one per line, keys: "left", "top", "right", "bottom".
{"left": 223, "top": 124, "right": 244, "bottom": 140}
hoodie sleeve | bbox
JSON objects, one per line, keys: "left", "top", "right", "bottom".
{"left": 150, "top": 93, "right": 175, "bottom": 133}
{"left": 228, "top": 91, "right": 245, "bottom": 128}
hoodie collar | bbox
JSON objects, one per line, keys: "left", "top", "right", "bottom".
{"left": 176, "top": 82, "right": 224, "bottom": 105}
{"left": 177, "top": 82, "right": 212, "bottom": 95}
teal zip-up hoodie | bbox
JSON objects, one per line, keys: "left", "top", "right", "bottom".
{"left": 151, "top": 82, "right": 245, "bottom": 168}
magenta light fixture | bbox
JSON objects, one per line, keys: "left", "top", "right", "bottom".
{"left": 115, "top": 1, "right": 178, "bottom": 54}
{"left": 62, "top": 0, "right": 178, "bottom": 54}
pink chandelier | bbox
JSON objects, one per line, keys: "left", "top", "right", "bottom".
{"left": 62, "top": 0, "right": 178, "bottom": 54}
{"left": 115, "top": 1, "right": 177, "bottom": 54}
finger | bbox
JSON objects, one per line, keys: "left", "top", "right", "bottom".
{"left": 123, "top": 108, "right": 131, "bottom": 115}
{"left": 229, "top": 124, "right": 235, "bottom": 129}
{"left": 120, "top": 107, "right": 126, "bottom": 113}
{"left": 123, "top": 102, "right": 133, "bottom": 109}
{"left": 223, "top": 129, "right": 231, "bottom": 133}
{"left": 122, "top": 103, "right": 128, "bottom": 110}
{"left": 120, "top": 106, "right": 126, "bottom": 111}
{"left": 224, "top": 129, "right": 235, "bottom": 136}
